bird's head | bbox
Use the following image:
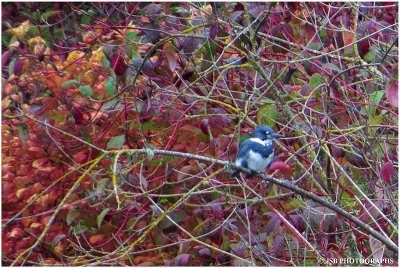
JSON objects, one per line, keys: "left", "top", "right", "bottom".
{"left": 252, "top": 125, "right": 283, "bottom": 141}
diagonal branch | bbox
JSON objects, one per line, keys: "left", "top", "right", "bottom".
{"left": 109, "top": 148, "right": 398, "bottom": 255}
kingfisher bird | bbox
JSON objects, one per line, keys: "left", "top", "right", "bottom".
{"left": 233, "top": 125, "right": 283, "bottom": 177}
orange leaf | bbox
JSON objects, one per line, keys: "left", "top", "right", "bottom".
{"left": 89, "top": 235, "right": 105, "bottom": 244}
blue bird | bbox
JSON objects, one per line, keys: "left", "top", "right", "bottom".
{"left": 233, "top": 125, "right": 283, "bottom": 177}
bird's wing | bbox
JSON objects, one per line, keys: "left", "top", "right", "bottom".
{"left": 236, "top": 139, "right": 253, "bottom": 159}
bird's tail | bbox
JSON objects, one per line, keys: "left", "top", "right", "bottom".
{"left": 232, "top": 170, "right": 256, "bottom": 179}
{"left": 232, "top": 170, "right": 240, "bottom": 178}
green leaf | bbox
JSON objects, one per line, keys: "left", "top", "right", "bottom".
{"left": 51, "top": 234, "right": 66, "bottom": 247}
{"left": 125, "top": 31, "right": 137, "bottom": 43}
{"left": 319, "top": 29, "right": 328, "bottom": 40}
{"left": 148, "top": 155, "right": 176, "bottom": 165}
{"left": 158, "top": 210, "right": 187, "bottom": 230}
{"left": 81, "top": 15, "right": 92, "bottom": 24}
{"left": 369, "top": 114, "right": 382, "bottom": 126}
{"left": 368, "top": 90, "right": 384, "bottom": 117}
{"left": 107, "top": 135, "right": 125, "bottom": 150}
{"left": 364, "top": 47, "right": 378, "bottom": 63}
{"left": 41, "top": 10, "right": 60, "bottom": 21}
{"left": 101, "top": 99, "right": 122, "bottom": 111}
{"left": 79, "top": 85, "right": 93, "bottom": 97}
{"left": 17, "top": 124, "right": 29, "bottom": 143}
{"left": 310, "top": 73, "right": 325, "bottom": 90}
{"left": 257, "top": 101, "right": 277, "bottom": 127}
{"left": 95, "top": 178, "right": 109, "bottom": 194}
{"left": 221, "top": 234, "right": 230, "bottom": 251}
{"left": 124, "top": 31, "right": 138, "bottom": 59}
{"left": 66, "top": 208, "right": 79, "bottom": 225}
{"left": 105, "top": 76, "right": 116, "bottom": 97}
{"left": 80, "top": 128, "right": 93, "bottom": 144}
{"left": 8, "top": 58, "right": 16, "bottom": 76}
{"left": 239, "top": 134, "right": 251, "bottom": 143}
{"left": 47, "top": 110, "right": 66, "bottom": 122}
{"left": 61, "top": 80, "right": 78, "bottom": 88}
{"left": 131, "top": 121, "right": 165, "bottom": 131}
{"left": 97, "top": 208, "right": 110, "bottom": 229}
{"left": 322, "top": 63, "right": 341, "bottom": 73}
{"left": 69, "top": 224, "right": 88, "bottom": 235}
{"left": 160, "top": 198, "right": 169, "bottom": 204}
{"left": 127, "top": 216, "right": 140, "bottom": 230}
{"left": 102, "top": 54, "right": 110, "bottom": 68}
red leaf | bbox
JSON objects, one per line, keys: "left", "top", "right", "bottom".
{"left": 8, "top": 227, "right": 24, "bottom": 240}
{"left": 71, "top": 107, "right": 84, "bottom": 125}
{"left": 269, "top": 161, "right": 292, "bottom": 175}
{"left": 380, "top": 161, "right": 394, "bottom": 184}
{"left": 385, "top": 81, "right": 398, "bottom": 107}
{"left": 16, "top": 188, "right": 31, "bottom": 199}
{"left": 290, "top": 85, "right": 302, "bottom": 92}
{"left": 110, "top": 55, "right": 127, "bottom": 76}
{"left": 73, "top": 151, "right": 87, "bottom": 163}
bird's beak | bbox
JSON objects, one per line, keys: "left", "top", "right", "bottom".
{"left": 271, "top": 133, "right": 284, "bottom": 139}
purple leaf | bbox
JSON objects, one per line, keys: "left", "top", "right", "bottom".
{"left": 271, "top": 235, "right": 285, "bottom": 256}
{"left": 175, "top": 253, "right": 191, "bottom": 266}
{"left": 230, "top": 11, "right": 243, "bottom": 22}
{"left": 143, "top": 3, "right": 161, "bottom": 22}
{"left": 164, "top": 259, "right": 173, "bottom": 266}
{"left": 2, "top": 50, "right": 12, "bottom": 70}
{"left": 200, "top": 119, "right": 210, "bottom": 136}
{"left": 209, "top": 22, "right": 220, "bottom": 40}
{"left": 198, "top": 247, "right": 211, "bottom": 256}
{"left": 14, "top": 59, "right": 24, "bottom": 75}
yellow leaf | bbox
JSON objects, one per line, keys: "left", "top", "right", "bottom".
{"left": 91, "top": 47, "right": 104, "bottom": 64}
{"left": 81, "top": 70, "right": 95, "bottom": 84}
{"left": 2, "top": 98, "right": 11, "bottom": 110}
{"left": 201, "top": 4, "right": 212, "bottom": 14}
{"left": 28, "top": 36, "right": 46, "bottom": 54}
{"left": 8, "top": 20, "right": 30, "bottom": 38}
{"left": 66, "top": 50, "right": 85, "bottom": 63}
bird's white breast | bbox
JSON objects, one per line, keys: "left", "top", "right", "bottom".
{"left": 247, "top": 150, "right": 273, "bottom": 172}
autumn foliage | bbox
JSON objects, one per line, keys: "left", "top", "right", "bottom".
{"left": 2, "top": 2, "right": 398, "bottom": 266}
